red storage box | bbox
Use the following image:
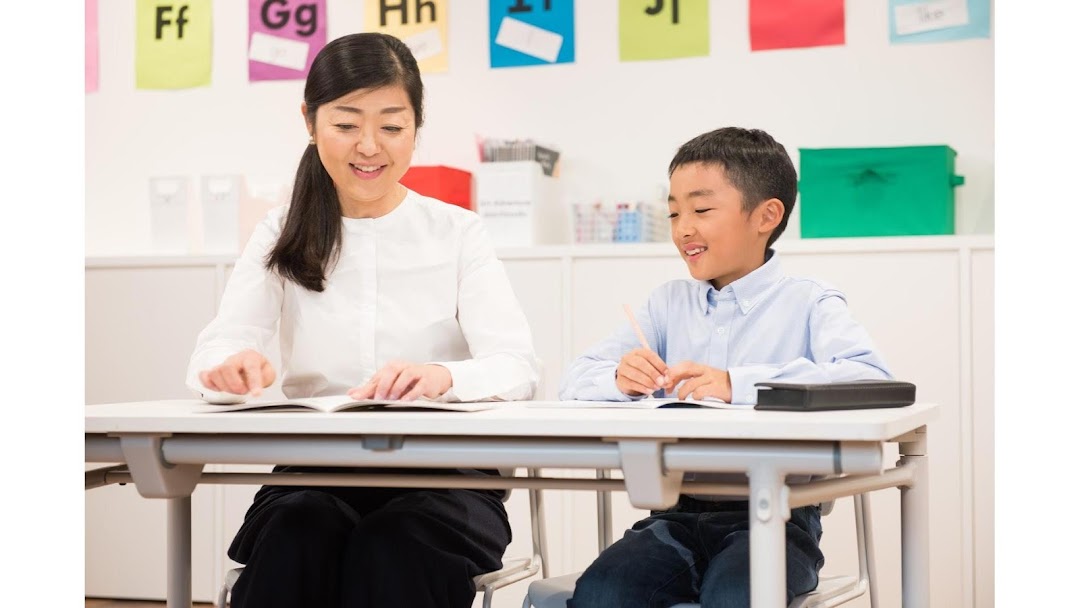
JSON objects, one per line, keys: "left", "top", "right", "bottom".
{"left": 400, "top": 165, "right": 472, "bottom": 210}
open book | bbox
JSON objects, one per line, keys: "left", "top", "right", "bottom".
{"left": 204, "top": 395, "right": 496, "bottom": 413}
{"left": 526, "top": 398, "right": 752, "bottom": 410}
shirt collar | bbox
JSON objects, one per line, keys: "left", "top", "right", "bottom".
{"left": 697, "top": 249, "right": 782, "bottom": 315}
{"left": 341, "top": 189, "right": 415, "bottom": 233}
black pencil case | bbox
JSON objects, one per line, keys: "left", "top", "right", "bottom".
{"left": 754, "top": 380, "right": 916, "bottom": 411}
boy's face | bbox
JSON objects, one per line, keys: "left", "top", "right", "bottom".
{"left": 668, "top": 162, "right": 775, "bottom": 289}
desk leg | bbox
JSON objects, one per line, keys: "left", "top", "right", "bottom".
{"left": 899, "top": 426, "right": 930, "bottom": 608}
{"left": 749, "top": 467, "right": 788, "bottom": 608}
{"left": 167, "top": 496, "right": 192, "bottom": 608}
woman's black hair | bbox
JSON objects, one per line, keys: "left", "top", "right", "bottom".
{"left": 265, "top": 33, "right": 424, "bottom": 292}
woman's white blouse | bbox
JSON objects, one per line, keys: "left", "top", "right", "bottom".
{"left": 186, "top": 190, "right": 540, "bottom": 404}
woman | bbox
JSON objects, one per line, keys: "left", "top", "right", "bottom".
{"left": 186, "top": 33, "right": 539, "bottom": 608}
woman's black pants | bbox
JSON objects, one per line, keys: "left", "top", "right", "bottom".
{"left": 227, "top": 466, "right": 512, "bottom": 608}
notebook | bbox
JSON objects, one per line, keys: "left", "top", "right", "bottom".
{"left": 203, "top": 395, "right": 496, "bottom": 413}
{"left": 525, "top": 398, "right": 752, "bottom": 410}
{"left": 754, "top": 380, "right": 916, "bottom": 411}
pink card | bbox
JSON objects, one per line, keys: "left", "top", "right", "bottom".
{"left": 248, "top": 0, "right": 327, "bottom": 82}
{"left": 86, "top": 0, "right": 98, "bottom": 93}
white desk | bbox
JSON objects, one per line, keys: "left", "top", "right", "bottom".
{"left": 85, "top": 400, "right": 937, "bottom": 608}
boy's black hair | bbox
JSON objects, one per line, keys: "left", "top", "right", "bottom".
{"left": 668, "top": 127, "right": 797, "bottom": 248}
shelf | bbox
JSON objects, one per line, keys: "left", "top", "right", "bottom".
{"left": 85, "top": 235, "right": 994, "bottom": 268}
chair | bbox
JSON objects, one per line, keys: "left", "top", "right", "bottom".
{"left": 523, "top": 477, "right": 879, "bottom": 608}
{"left": 216, "top": 468, "right": 548, "bottom": 608}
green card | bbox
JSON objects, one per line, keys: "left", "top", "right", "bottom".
{"left": 619, "top": 0, "right": 709, "bottom": 61}
{"left": 136, "top": 0, "right": 212, "bottom": 89}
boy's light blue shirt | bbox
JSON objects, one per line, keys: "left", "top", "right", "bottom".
{"left": 559, "top": 250, "right": 892, "bottom": 404}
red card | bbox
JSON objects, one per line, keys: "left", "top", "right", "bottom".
{"left": 750, "top": 0, "right": 846, "bottom": 51}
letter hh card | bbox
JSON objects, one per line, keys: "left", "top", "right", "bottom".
{"left": 365, "top": 0, "right": 450, "bottom": 74}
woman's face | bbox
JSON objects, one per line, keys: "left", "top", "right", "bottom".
{"left": 306, "top": 84, "right": 416, "bottom": 217}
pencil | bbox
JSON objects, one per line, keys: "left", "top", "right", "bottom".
{"left": 623, "top": 304, "right": 652, "bottom": 351}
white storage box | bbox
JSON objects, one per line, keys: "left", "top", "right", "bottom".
{"left": 474, "top": 161, "right": 566, "bottom": 247}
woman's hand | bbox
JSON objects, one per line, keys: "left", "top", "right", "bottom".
{"left": 348, "top": 361, "right": 453, "bottom": 401}
{"left": 199, "top": 349, "right": 276, "bottom": 397}
{"left": 664, "top": 362, "right": 732, "bottom": 402}
{"left": 616, "top": 348, "right": 670, "bottom": 397}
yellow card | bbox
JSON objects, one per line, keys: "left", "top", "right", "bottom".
{"left": 136, "top": 0, "right": 213, "bottom": 89}
{"left": 619, "top": 0, "right": 709, "bottom": 62}
{"left": 365, "top": 0, "right": 449, "bottom": 74}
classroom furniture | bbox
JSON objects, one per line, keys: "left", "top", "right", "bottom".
{"left": 213, "top": 471, "right": 548, "bottom": 608}
{"left": 85, "top": 399, "right": 936, "bottom": 608}
{"left": 523, "top": 493, "right": 878, "bottom": 608}
{"left": 85, "top": 236, "right": 992, "bottom": 608}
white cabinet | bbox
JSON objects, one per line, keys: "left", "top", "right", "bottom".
{"left": 85, "top": 237, "right": 993, "bottom": 608}
{"left": 86, "top": 266, "right": 218, "bottom": 403}
{"left": 971, "top": 250, "right": 994, "bottom": 608}
{"left": 569, "top": 255, "right": 686, "bottom": 354}
{"left": 786, "top": 251, "right": 964, "bottom": 608}
{"left": 501, "top": 258, "right": 565, "bottom": 399}
{"left": 85, "top": 265, "right": 221, "bottom": 602}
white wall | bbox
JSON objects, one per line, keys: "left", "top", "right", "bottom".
{"left": 86, "top": 0, "right": 994, "bottom": 255}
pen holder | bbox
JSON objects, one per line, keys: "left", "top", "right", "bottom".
{"left": 573, "top": 202, "right": 667, "bottom": 244}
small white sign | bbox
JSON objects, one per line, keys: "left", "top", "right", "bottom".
{"left": 248, "top": 32, "right": 310, "bottom": 71}
{"left": 247, "top": 176, "right": 289, "bottom": 203}
{"left": 201, "top": 175, "right": 240, "bottom": 254}
{"left": 404, "top": 28, "right": 444, "bottom": 62}
{"left": 149, "top": 176, "right": 189, "bottom": 253}
{"left": 205, "top": 177, "right": 238, "bottom": 201}
{"left": 495, "top": 16, "right": 563, "bottom": 63}
{"left": 894, "top": 0, "right": 970, "bottom": 36}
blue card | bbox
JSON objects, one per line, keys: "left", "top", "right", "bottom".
{"left": 889, "top": 0, "right": 990, "bottom": 44}
{"left": 489, "top": 0, "right": 575, "bottom": 68}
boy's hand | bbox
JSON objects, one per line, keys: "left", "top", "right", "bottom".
{"left": 616, "top": 348, "right": 670, "bottom": 397}
{"left": 664, "top": 362, "right": 732, "bottom": 402}
{"left": 347, "top": 361, "right": 452, "bottom": 401}
{"left": 199, "top": 349, "right": 276, "bottom": 397}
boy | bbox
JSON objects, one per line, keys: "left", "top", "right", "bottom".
{"left": 559, "top": 127, "right": 892, "bottom": 607}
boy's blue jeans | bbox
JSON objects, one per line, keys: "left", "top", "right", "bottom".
{"left": 567, "top": 496, "right": 824, "bottom": 608}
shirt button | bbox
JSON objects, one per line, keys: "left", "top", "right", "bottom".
{"left": 716, "top": 327, "right": 726, "bottom": 335}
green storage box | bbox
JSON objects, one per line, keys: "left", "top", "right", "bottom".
{"left": 798, "top": 145, "right": 964, "bottom": 238}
